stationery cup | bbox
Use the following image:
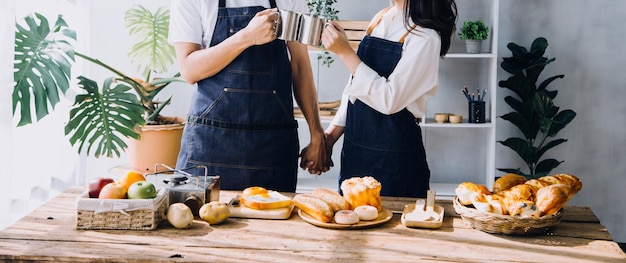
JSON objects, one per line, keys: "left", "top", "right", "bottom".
{"left": 276, "top": 10, "right": 325, "bottom": 47}
{"left": 468, "top": 101, "right": 486, "bottom": 123}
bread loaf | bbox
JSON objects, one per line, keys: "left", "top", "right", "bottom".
{"left": 539, "top": 174, "right": 582, "bottom": 194}
{"left": 493, "top": 173, "right": 527, "bottom": 194}
{"left": 293, "top": 194, "right": 334, "bottom": 223}
{"left": 340, "top": 176, "right": 383, "bottom": 211}
{"left": 311, "top": 188, "right": 350, "bottom": 212}
{"left": 524, "top": 179, "right": 551, "bottom": 190}
{"left": 455, "top": 182, "right": 491, "bottom": 206}
{"left": 536, "top": 184, "right": 573, "bottom": 216}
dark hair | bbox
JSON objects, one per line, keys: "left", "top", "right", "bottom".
{"left": 403, "top": 0, "right": 458, "bottom": 56}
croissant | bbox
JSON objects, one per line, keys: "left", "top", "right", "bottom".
{"left": 493, "top": 173, "right": 527, "bottom": 194}
{"left": 539, "top": 174, "right": 582, "bottom": 194}
{"left": 455, "top": 182, "right": 491, "bottom": 205}
{"left": 536, "top": 184, "right": 573, "bottom": 216}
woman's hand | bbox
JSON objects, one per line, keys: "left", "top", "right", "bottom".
{"left": 321, "top": 21, "right": 353, "bottom": 56}
{"left": 241, "top": 8, "right": 280, "bottom": 46}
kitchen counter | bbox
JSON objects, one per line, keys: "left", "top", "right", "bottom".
{"left": 0, "top": 186, "right": 624, "bottom": 262}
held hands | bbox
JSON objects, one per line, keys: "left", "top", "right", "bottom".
{"left": 244, "top": 8, "right": 280, "bottom": 46}
{"left": 299, "top": 133, "right": 335, "bottom": 175}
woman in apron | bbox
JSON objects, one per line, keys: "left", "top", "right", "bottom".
{"left": 169, "top": 0, "right": 327, "bottom": 192}
{"left": 302, "top": 0, "right": 457, "bottom": 197}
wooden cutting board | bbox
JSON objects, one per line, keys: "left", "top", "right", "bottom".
{"left": 228, "top": 204, "right": 294, "bottom": 220}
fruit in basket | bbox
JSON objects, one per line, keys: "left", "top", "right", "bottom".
{"left": 199, "top": 201, "right": 231, "bottom": 225}
{"left": 127, "top": 181, "right": 157, "bottom": 199}
{"left": 167, "top": 203, "right": 194, "bottom": 229}
{"left": 88, "top": 177, "right": 115, "bottom": 198}
{"left": 119, "top": 170, "right": 146, "bottom": 190}
{"left": 98, "top": 182, "right": 128, "bottom": 199}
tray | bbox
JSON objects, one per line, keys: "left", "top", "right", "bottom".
{"left": 228, "top": 203, "right": 294, "bottom": 220}
{"left": 401, "top": 203, "right": 444, "bottom": 229}
{"left": 298, "top": 208, "right": 392, "bottom": 229}
{"left": 76, "top": 188, "right": 167, "bottom": 230}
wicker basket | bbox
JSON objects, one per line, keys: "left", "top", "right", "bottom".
{"left": 76, "top": 189, "right": 167, "bottom": 230}
{"left": 453, "top": 197, "right": 562, "bottom": 235}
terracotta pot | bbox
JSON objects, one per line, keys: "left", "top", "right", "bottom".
{"left": 126, "top": 116, "right": 185, "bottom": 173}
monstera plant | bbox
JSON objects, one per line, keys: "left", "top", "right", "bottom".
{"left": 13, "top": 5, "right": 184, "bottom": 158}
{"left": 497, "top": 37, "right": 577, "bottom": 179}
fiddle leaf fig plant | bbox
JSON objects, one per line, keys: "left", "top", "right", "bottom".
{"left": 13, "top": 5, "right": 184, "bottom": 158}
{"left": 497, "top": 37, "right": 577, "bottom": 179}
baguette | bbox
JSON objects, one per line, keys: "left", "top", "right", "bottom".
{"left": 293, "top": 194, "right": 334, "bottom": 223}
{"left": 311, "top": 188, "right": 349, "bottom": 212}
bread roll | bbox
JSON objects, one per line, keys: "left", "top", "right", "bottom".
{"left": 493, "top": 173, "right": 527, "bottom": 194}
{"left": 501, "top": 184, "right": 537, "bottom": 202}
{"left": 242, "top": 186, "right": 269, "bottom": 197}
{"left": 293, "top": 194, "right": 334, "bottom": 223}
{"left": 312, "top": 188, "right": 350, "bottom": 212}
{"left": 455, "top": 182, "right": 491, "bottom": 206}
{"left": 524, "top": 179, "right": 551, "bottom": 190}
{"left": 240, "top": 190, "right": 292, "bottom": 210}
{"left": 334, "top": 210, "right": 360, "bottom": 225}
{"left": 506, "top": 200, "right": 540, "bottom": 218}
{"left": 536, "top": 184, "right": 573, "bottom": 216}
{"left": 340, "top": 176, "right": 383, "bottom": 211}
{"left": 539, "top": 174, "right": 582, "bottom": 194}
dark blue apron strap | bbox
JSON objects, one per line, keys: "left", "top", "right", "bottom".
{"left": 269, "top": 0, "right": 277, "bottom": 8}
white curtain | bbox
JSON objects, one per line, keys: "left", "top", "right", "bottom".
{"left": 0, "top": 0, "right": 86, "bottom": 230}
{"left": 0, "top": 0, "right": 16, "bottom": 230}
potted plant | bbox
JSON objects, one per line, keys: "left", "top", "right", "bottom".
{"left": 497, "top": 37, "right": 577, "bottom": 179}
{"left": 307, "top": 0, "right": 339, "bottom": 66}
{"left": 13, "top": 5, "right": 186, "bottom": 172}
{"left": 458, "top": 20, "right": 489, "bottom": 53}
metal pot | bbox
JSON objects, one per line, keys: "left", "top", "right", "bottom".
{"left": 276, "top": 10, "right": 326, "bottom": 47}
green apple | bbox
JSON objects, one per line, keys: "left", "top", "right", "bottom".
{"left": 127, "top": 181, "right": 157, "bottom": 199}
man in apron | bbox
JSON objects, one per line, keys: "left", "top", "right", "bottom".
{"left": 169, "top": 0, "right": 327, "bottom": 192}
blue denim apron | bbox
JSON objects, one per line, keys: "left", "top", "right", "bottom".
{"left": 176, "top": 0, "right": 299, "bottom": 192}
{"left": 340, "top": 9, "right": 430, "bottom": 198}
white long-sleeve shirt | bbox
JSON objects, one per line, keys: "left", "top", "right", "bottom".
{"left": 331, "top": 7, "right": 441, "bottom": 127}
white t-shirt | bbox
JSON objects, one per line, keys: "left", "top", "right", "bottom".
{"left": 331, "top": 6, "right": 442, "bottom": 126}
{"left": 169, "top": 0, "right": 308, "bottom": 48}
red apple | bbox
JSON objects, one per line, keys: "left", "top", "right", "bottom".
{"left": 88, "top": 177, "right": 115, "bottom": 198}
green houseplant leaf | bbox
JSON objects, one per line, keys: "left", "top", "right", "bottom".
{"left": 458, "top": 20, "right": 489, "bottom": 40}
{"left": 124, "top": 5, "right": 176, "bottom": 79}
{"left": 65, "top": 76, "right": 146, "bottom": 158}
{"left": 497, "top": 37, "right": 577, "bottom": 179}
{"left": 13, "top": 13, "right": 76, "bottom": 127}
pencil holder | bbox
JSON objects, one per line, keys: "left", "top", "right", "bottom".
{"left": 468, "top": 101, "right": 486, "bottom": 123}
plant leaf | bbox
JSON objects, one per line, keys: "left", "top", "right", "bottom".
{"left": 65, "top": 76, "right": 146, "bottom": 157}
{"left": 125, "top": 5, "right": 176, "bottom": 78}
{"left": 13, "top": 13, "right": 75, "bottom": 126}
{"left": 535, "top": 158, "right": 563, "bottom": 177}
{"left": 498, "top": 137, "right": 535, "bottom": 165}
{"left": 535, "top": 139, "right": 568, "bottom": 162}
{"left": 547, "top": 110, "right": 577, "bottom": 137}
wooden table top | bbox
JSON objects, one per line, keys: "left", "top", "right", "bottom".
{"left": 0, "top": 186, "right": 624, "bottom": 263}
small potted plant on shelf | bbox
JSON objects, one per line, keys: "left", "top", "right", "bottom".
{"left": 13, "top": 5, "right": 186, "bottom": 172}
{"left": 307, "top": 0, "right": 339, "bottom": 66}
{"left": 458, "top": 20, "right": 489, "bottom": 53}
{"left": 497, "top": 37, "right": 577, "bottom": 179}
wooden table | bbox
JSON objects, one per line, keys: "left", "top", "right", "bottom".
{"left": 0, "top": 187, "right": 624, "bottom": 263}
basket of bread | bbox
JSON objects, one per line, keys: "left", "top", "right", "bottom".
{"left": 453, "top": 173, "right": 582, "bottom": 235}
{"left": 293, "top": 176, "right": 392, "bottom": 229}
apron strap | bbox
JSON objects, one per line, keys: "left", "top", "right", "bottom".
{"left": 220, "top": 0, "right": 276, "bottom": 9}
{"left": 365, "top": 6, "right": 418, "bottom": 44}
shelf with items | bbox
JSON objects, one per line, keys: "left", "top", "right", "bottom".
{"left": 424, "top": 0, "right": 499, "bottom": 196}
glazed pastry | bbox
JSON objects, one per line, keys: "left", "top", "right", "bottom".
{"left": 493, "top": 173, "right": 527, "bottom": 194}
{"left": 334, "top": 210, "right": 360, "bottom": 225}
{"left": 340, "top": 176, "right": 383, "bottom": 211}
{"left": 536, "top": 184, "right": 573, "bottom": 216}
{"left": 354, "top": 205, "right": 378, "bottom": 221}
{"left": 539, "top": 174, "right": 582, "bottom": 194}
{"left": 455, "top": 182, "right": 491, "bottom": 206}
{"left": 524, "top": 179, "right": 551, "bottom": 191}
{"left": 507, "top": 200, "right": 540, "bottom": 218}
